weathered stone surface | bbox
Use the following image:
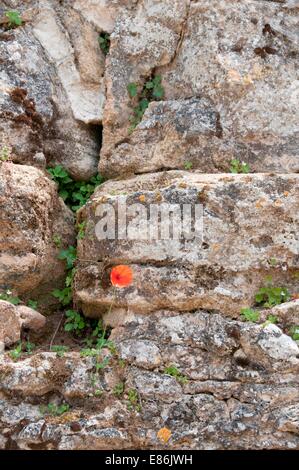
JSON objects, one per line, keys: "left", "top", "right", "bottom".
{"left": 0, "top": 311, "right": 298, "bottom": 449}
{"left": 0, "top": 163, "right": 75, "bottom": 298}
{"left": 75, "top": 172, "right": 298, "bottom": 317}
{"left": 0, "top": 0, "right": 105, "bottom": 179}
{"left": 100, "top": 0, "right": 190, "bottom": 170}
{"left": 100, "top": 0, "right": 299, "bottom": 177}
{"left": 0, "top": 300, "right": 46, "bottom": 347}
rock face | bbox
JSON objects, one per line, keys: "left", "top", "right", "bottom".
{"left": 75, "top": 172, "right": 298, "bottom": 317}
{"left": 0, "top": 0, "right": 298, "bottom": 452}
{"left": 0, "top": 163, "right": 75, "bottom": 298}
{"left": 0, "top": 0, "right": 107, "bottom": 179}
{"left": 0, "top": 300, "right": 45, "bottom": 347}
{"left": 0, "top": 313, "right": 298, "bottom": 449}
{"left": 100, "top": 0, "right": 299, "bottom": 177}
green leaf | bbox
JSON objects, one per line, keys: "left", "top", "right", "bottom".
{"left": 127, "top": 83, "right": 138, "bottom": 98}
{"left": 6, "top": 11, "right": 22, "bottom": 27}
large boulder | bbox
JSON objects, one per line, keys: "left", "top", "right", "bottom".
{"left": 74, "top": 172, "right": 299, "bottom": 318}
{"left": 100, "top": 0, "right": 299, "bottom": 177}
{"left": 0, "top": 162, "right": 75, "bottom": 299}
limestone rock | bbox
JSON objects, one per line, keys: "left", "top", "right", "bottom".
{"left": 0, "top": 301, "right": 21, "bottom": 346}
{"left": 0, "top": 0, "right": 105, "bottom": 179}
{"left": 0, "top": 163, "right": 75, "bottom": 298}
{"left": 75, "top": 172, "right": 299, "bottom": 317}
{"left": 0, "top": 311, "right": 298, "bottom": 449}
{"left": 0, "top": 300, "right": 45, "bottom": 347}
{"left": 100, "top": 0, "right": 299, "bottom": 177}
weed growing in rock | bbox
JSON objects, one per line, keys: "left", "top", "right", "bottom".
{"left": 113, "top": 382, "right": 125, "bottom": 397}
{"left": 40, "top": 403, "right": 70, "bottom": 417}
{"left": 230, "top": 159, "right": 250, "bottom": 174}
{"left": 9, "top": 342, "right": 22, "bottom": 361}
{"left": 255, "top": 277, "right": 290, "bottom": 307}
{"left": 47, "top": 165, "right": 104, "bottom": 212}
{"left": 51, "top": 345, "right": 69, "bottom": 357}
{"left": 52, "top": 286, "right": 72, "bottom": 306}
{"left": 164, "top": 365, "right": 188, "bottom": 384}
{"left": 25, "top": 341, "right": 35, "bottom": 354}
{"left": 0, "top": 290, "right": 20, "bottom": 305}
{"left": 64, "top": 309, "right": 86, "bottom": 333}
{"left": 98, "top": 32, "right": 110, "bottom": 55}
{"left": 52, "top": 234, "right": 62, "bottom": 248}
{"left": 77, "top": 221, "right": 86, "bottom": 240}
{"left": 5, "top": 10, "right": 22, "bottom": 29}
{"left": 127, "top": 388, "right": 141, "bottom": 412}
{"left": 0, "top": 145, "right": 11, "bottom": 161}
{"left": 127, "top": 75, "right": 164, "bottom": 133}
{"left": 240, "top": 308, "right": 260, "bottom": 323}
{"left": 184, "top": 161, "right": 193, "bottom": 170}
{"left": 290, "top": 326, "right": 299, "bottom": 341}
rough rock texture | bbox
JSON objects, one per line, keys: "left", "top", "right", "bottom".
{"left": 0, "top": 300, "right": 45, "bottom": 347}
{"left": 100, "top": 0, "right": 299, "bottom": 177}
{"left": 0, "top": 312, "right": 298, "bottom": 449}
{"left": 0, "top": 163, "right": 75, "bottom": 298}
{"left": 0, "top": 0, "right": 107, "bottom": 179}
{"left": 75, "top": 172, "right": 298, "bottom": 317}
{"left": 0, "top": 0, "right": 298, "bottom": 452}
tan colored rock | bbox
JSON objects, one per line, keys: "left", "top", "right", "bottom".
{"left": 16, "top": 305, "right": 46, "bottom": 331}
{"left": 100, "top": 0, "right": 190, "bottom": 166}
{"left": 0, "top": 163, "right": 75, "bottom": 298}
{"left": 0, "top": 301, "right": 21, "bottom": 346}
{"left": 100, "top": 0, "right": 299, "bottom": 177}
{"left": 75, "top": 172, "right": 299, "bottom": 317}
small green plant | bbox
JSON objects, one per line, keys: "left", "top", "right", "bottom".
{"left": 25, "top": 341, "right": 35, "bottom": 354}
{"left": 98, "top": 32, "right": 110, "bottom": 55}
{"left": 5, "top": 10, "right": 22, "bottom": 28}
{"left": 77, "top": 221, "right": 86, "bottom": 240}
{"left": 290, "top": 326, "right": 299, "bottom": 341}
{"left": 164, "top": 364, "right": 188, "bottom": 384}
{"left": 94, "top": 389, "right": 103, "bottom": 397}
{"left": 266, "top": 314, "right": 278, "bottom": 324}
{"left": 64, "top": 309, "right": 86, "bottom": 333}
{"left": 47, "top": 165, "right": 104, "bottom": 212}
{"left": 127, "top": 75, "right": 164, "bottom": 133}
{"left": 230, "top": 159, "right": 250, "bottom": 174}
{"left": 184, "top": 161, "right": 193, "bottom": 170}
{"left": 9, "top": 342, "right": 22, "bottom": 361}
{"left": 255, "top": 278, "right": 290, "bottom": 308}
{"left": 240, "top": 308, "right": 260, "bottom": 323}
{"left": 27, "top": 299, "right": 38, "bottom": 310}
{"left": 40, "top": 403, "right": 70, "bottom": 417}
{"left": 0, "top": 290, "right": 21, "bottom": 305}
{"left": 52, "top": 234, "right": 62, "bottom": 248}
{"left": 0, "top": 145, "right": 11, "bottom": 161}
{"left": 127, "top": 388, "right": 141, "bottom": 412}
{"left": 51, "top": 345, "right": 69, "bottom": 357}
{"left": 268, "top": 258, "right": 277, "bottom": 267}
{"left": 113, "top": 382, "right": 125, "bottom": 397}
